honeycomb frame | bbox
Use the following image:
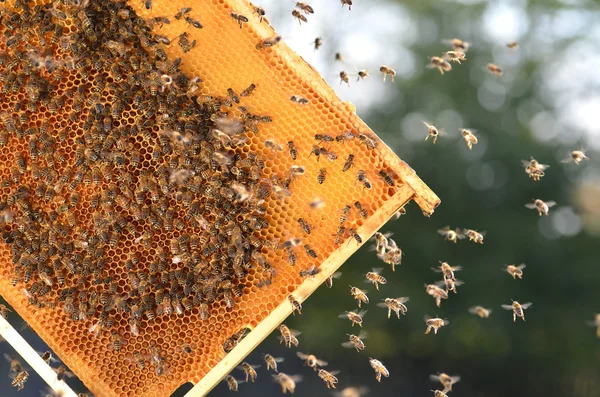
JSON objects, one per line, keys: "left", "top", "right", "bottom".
{"left": 0, "top": 0, "right": 439, "bottom": 396}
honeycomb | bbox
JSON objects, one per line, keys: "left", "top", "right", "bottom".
{"left": 0, "top": 0, "right": 439, "bottom": 396}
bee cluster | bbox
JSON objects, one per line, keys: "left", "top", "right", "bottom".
{"left": 0, "top": 0, "right": 410, "bottom": 395}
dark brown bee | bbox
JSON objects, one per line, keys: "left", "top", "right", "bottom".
{"left": 296, "top": 2, "right": 315, "bottom": 13}
{"left": 341, "top": 0, "right": 353, "bottom": 10}
{"left": 325, "top": 272, "right": 342, "bottom": 288}
{"left": 317, "top": 168, "right": 327, "bottom": 184}
{"left": 290, "top": 95, "right": 309, "bottom": 105}
{"left": 256, "top": 35, "right": 282, "bottom": 50}
{"left": 357, "top": 170, "right": 372, "bottom": 189}
{"left": 185, "top": 16, "right": 203, "bottom": 29}
{"left": 230, "top": 12, "right": 249, "bottom": 28}
{"left": 313, "top": 37, "right": 323, "bottom": 50}
{"left": 298, "top": 218, "right": 312, "bottom": 234}
{"left": 342, "top": 154, "right": 355, "bottom": 172}
{"left": 175, "top": 7, "right": 192, "bottom": 20}
{"left": 357, "top": 70, "right": 369, "bottom": 80}
{"left": 288, "top": 295, "right": 302, "bottom": 315}
{"left": 340, "top": 205, "right": 351, "bottom": 224}
{"left": 253, "top": 6, "right": 266, "bottom": 22}
{"left": 358, "top": 134, "right": 377, "bottom": 150}
{"left": 292, "top": 9, "right": 308, "bottom": 24}
{"left": 240, "top": 83, "right": 256, "bottom": 97}
{"left": 315, "top": 134, "right": 334, "bottom": 143}
{"left": 287, "top": 141, "right": 298, "bottom": 160}
{"left": 335, "top": 52, "right": 344, "bottom": 62}
{"left": 348, "top": 228, "right": 363, "bottom": 244}
{"left": 143, "top": 0, "right": 153, "bottom": 9}
{"left": 339, "top": 71, "right": 350, "bottom": 86}
{"left": 379, "top": 170, "right": 395, "bottom": 186}
{"left": 304, "top": 244, "right": 317, "bottom": 258}
{"left": 354, "top": 201, "right": 368, "bottom": 218}
{"left": 299, "top": 265, "right": 321, "bottom": 278}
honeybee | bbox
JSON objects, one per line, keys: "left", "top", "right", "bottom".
{"left": 340, "top": 0, "right": 352, "bottom": 9}
{"left": 522, "top": 158, "right": 550, "bottom": 181}
{"left": 174, "top": 7, "right": 192, "bottom": 20}
{"left": 460, "top": 129, "right": 478, "bottom": 150}
{"left": 365, "top": 268, "right": 386, "bottom": 290}
{"left": 444, "top": 38, "right": 470, "bottom": 53}
{"left": 443, "top": 51, "right": 466, "bottom": 64}
{"left": 0, "top": 304, "right": 11, "bottom": 319}
{"left": 369, "top": 358, "right": 389, "bottom": 382}
{"left": 507, "top": 41, "right": 519, "bottom": 49}
{"left": 424, "top": 316, "right": 449, "bottom": 334}
{"left": 317, "top": 168, "right": 327, "bottom": 184}
{"left": 436, "top": 278, "right": 464, "bottom": 294}
{"left": 437, "top": 226, "right": 465, "bottom": 243}
{"left": 357, "top": 70, "right": 369, "bottom": 80}
{"left": 432, "top": 261, "right": 462, "bottom": 281}
{"left": 224, "top": 328, "right": 249, "bottom": 352}
{"left": 432, "top": 391, "right": 449, "bottom": 397}
{"left": 299, "top": 265, "right": 321, "bottom": 278}
{"left": 4, "top": 354, "right": 23, "bottom": 373}
{"left": 272, "top": 373, "right": 302, "bottom": 394}
{"left": 336, "top": 131, "right": 356, "bottom": 143}
{"left": 310, "top": 197, "right": 325, "bottom": 210}
{"left": 225, "top": 375, "right": 242, "bottom": 391}
{"left": 290, "top": 95, "right": 309, "bottom": 105}
{"left": 253, "top": 6, "right": 266, "bottom": 22}
{"left": 295, "top": 2, "right": 315, "bottom": 13}
{"left": 428, "top": 56, "right": 452, "bottom": 74}
{"left": 54, "top": 365, "right": 75, "bottom": 381}
{"left": 265, "top": 139, "right": 283, "bottom": 152}
{"left": 501, "top": 300, "right": 532, "bottom": 322}
{"left": 325, "top": 271, "right": 342, "bottom": 288}
{"left": 423, "top": 121, "right": 443, "bottom": 143}
{"left": 297, "top": 352, "right": 328, "bottom": 371}
{"left": 350, "top": 286, "right": 369, "bottom": 307}
{"left": 291, "top": 10, "right": 308, "bottom": 24}
{"left": 279, "top": 324, "right": 301, "bottom": 348}
{"left": 287, "top": 141, "right": 298, "bottom": 160}
{"left": 526, "top": 198, "right": 557, "bottom": 217}
{"left": 11, "top": 370, "right": 28, "bottom": 391}
{"left": 333, "top": 386, "right": 369, "bottom": 397}
{"left": 461, "top": 228, "right": 485, "bottom": 244}
{"left": 379, "top": 65, "right": 396, "bottom": 82}
{"left": 185, "top": 16, "right": 203, "bottom": 28}
{"left": 263, "top": 354, "right": 284, "bottom": 372}
{"left": 342, "top": 330, "right": 367, "bottom": 351}
{"left": 487, "top": 63, "right": 503, "bottom": 76}
{"left": 288, "top": 295, "right": 302, "bottom": 315}
{"left": 238, "top": 362, "right": 260, "bottom": 382}
{"left": 586, "top": 314, "right": 600, "bottom": 338}
{"left": 358, "top": 133, "right": 377, "bottom": 150}
{"left": 562, "top": 149, "right": 589, "bottom": 165}
{"left": 318, "top": 369, "right": 340, "bottom": 389}
{"left": 313, "top": 37, "right": 323, "bottom": 50}
{"left": 256, "top": 36, "right": 282, "bottom": 50}
{"left": 468, "top": 306, "right": 492, "bottom": 319}
{"left": 425, "top": 284, "right": 449, "bottom": 307}
{"left": 298, "top": 218, "right": 312, "bottom": 234}
{"left": 338, "top": 310, "right": 367, "bottom": 327}
{"left": 377, "top": 297, "right": 409, "bottom": 319}
{"left": 378, "top": 170, "right": 395, "bottom": 186}
{"left": 505, "top": 263, "right": 526, "bottom": 279}
{"left": 338, "top": 70, "right": 350, "bottom": 86}
{"left": 430, "top": 373, "right": 461, "bottom": 393}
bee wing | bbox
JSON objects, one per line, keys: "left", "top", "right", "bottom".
{"left": 431, "top": 267, "right": 443, "bottom": 272}
{"left": 501, "top": 304, "right": 513, "bottom": 310}
{"left": 274, "top": 357, "right": 285, "bottom": 363}
{"left": 451, "top": 376, "right": 461, "bottom": 383}
{"left": 525, "top": 203, "right": 537, "bottom": 209}
{"left": 331, "top": 271, "right": 342, "bottom": 280}
{"left": 434, "top": 280, "right": 446, "bottom": 288}
{"left": 358, "top": 330, "right": 369, "bottom": 339}
{"left": 452, "top": 266, "right": 463, "bottom": 271}
{"left": 429, "top": 374, "right": 442, "bottom": 382}
{"left": 372, "top": 267, "right": 383, "bottom": 273}
{"left": 437, "top": 227, "right": 450, "bottom": 235}
{"left": 561, "top": 157, "right": 573, "bottom": 163}
{"left": 358, "top": 310, "right": 368, "bottom": 317}
{"left": 517, "top": 264, "right": 527, "bottom": 270}
{"left": 397, "top": 297, "right": 409, "bottom": 303}
{"left": 521, "top": 159, "right": 531, "bottom": 167}
{"left": 468, "top": 306, "right": 480, "bottom": 314}
{"left": 521, "top": 302, "right": 533, "bottom": 309}
{"left": 376, "top": 302, "right": 388, "bottom": 308}
{"left": 545, "top": 201, "right": 556, "bottom": 207}
{"left": 296, "top": 352, "right": 309, "bottom": 360}
{"left": 443, "top": 319, "right": 450, "bottom": 325}
{"left": 316, "top": 359, "right": 329, "bottom": 366}
{"left": 338, "top": 312, "right": 350, "bottom": 319}
{"left": 424, "top": 315, "right": 431, "bottom": 321}
{"left": 329, "top": 369, "right": 340, "bottom": 375}
{"left": 341, "top": 341, "right": 355, "bottom": 349}
{"left": 290, "top": 329, "right": 302, "bottom": 336}
{"left": 538, "top": 164, "right": 550, "bottom": 170}
{"left": 454, "top": 280, "right": 465, "bottom": 286}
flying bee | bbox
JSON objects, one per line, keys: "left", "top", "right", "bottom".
{"left": 11, "top": 370, "right": 28, "bottom": 391}
{"left": 524, "top": 198, "right": 559, "bottom": 217}
{"left": 469, "top": 306, "right": 492, "bottom": 319}
{"left": 436, "top": 278, "right": 464, "bottom": 294}
{"left": 313, "top": 37, "right": 323, "bottom": 50}
{"left": 253, "top": 6, "right": 266, "bottom": 22}
{"left": 443, "top": 51, "right": 467, "bottom": 64}
{"left": 350, "top": 286, "right": 369, "bottom": 307}
{"left": 562, "top": 149, "right": 589, "bottom": 165}
{"left": 369, "top": 358, "right": 389, "bottom": 382}
{"left": 461, "top": 228, "right": 485, "bottom": 244}
{"left": 342, "top": 154, "right": 355, "bottom": 172}
{"left": 340, "top": 0, "right": 352, "bottom": 9}
{"left": 377, "top": 297, "right": 409, "bottom": 319}
{"left": 256, "top": 35, "right": 282, "bottom": 50}
{"left": 357, "top": 69, "right": 369, "bottom": 80}
{"left": 318, "top": 369, "right": 340, "bottom": 389}
{"left": 225, "top": 375, "right": 242, "bottom": 391}
{"left": 378, "top": 170, "right": 395, "bottom": 186}
{"left": 238, "top": 362, "right": 260, "bottom": 382}
{"left": 325, "top": 271, "right": 342, "bottom": 288}
{"left": 339, "top": 70, "right": 350, "bottom": 86}
{"left": 290, "top": 95, "right": 309, "bottom": 105}
{"left": 263, "top": 354, "right": 284, "bottom": 372}
{"left": 317, "top": 168, "right": 327, "bottom": 184}
{"left": 444, "top": 38, "right": 470, "bottom": 53}
{"left": 379, "top": 65, "right": 396, "bottom": 82}
{"left": 428, "top": 56, "right": 452, "bottom": 74}
{"left": 423, "top": 121, "right": 443, "bottom": 143}
{"left": 460, "top": 129, "right": 478, "bottom": 150}
{"left": 288, "top": 295, "right": 302, "bottom": 315}
{"left": 425, "top": 284, "right": 449, "bottom": 307}
{"left": 437, "top": 226, "right": 465, "bottom": 243}
{"left": 273, "top": 373, "right": 302, "bottom": 394}
{"left": 432, "top": 391, "right": 449, "bottom": 397}
{"left": 586, "top": 314, "right": 600, "bottom": 338}
{"left": 338, "top": 310, "right": 367, "bottom": 327}
{"left": 291, "top": 9, "right": 308, "bottom": 24}
{"left": 507, "top": 40, "right": 519, "bottom": 49}
{"left": 432, "top": 261, "right": 462, "bottom": 282}
{"left": 279, "top": 325, "right": 301, "bottom": 348}
{"left": 54, "top": 365, "right": 75, "bottom": 381}
{"left": 430, "top": 373, "right": 461, "bottom": 393}
{"left": 4, "top": 354, "right": 23, "bottom": 373}
{"left": 487, "top": 63, "right": 503, "bottom": 76}
{"left": 365, "top": 268, "right": 386, "bottom": 290}
{"left": 342, "top": 330, "right": 367, "bottom": 351}
{"left": 0, "top": 304, "right": 11, "bottom": 319}
{"left": 296, "top": 352, "right": 328, "bottom": 371}
{"left": 501, "top": 300, "right": 532, "bottom": 322}
{"left": 505, "top": 263, "right": 526, "bottom": 279}
{"left": 424, "top": 316, "right": 449, "bottom": 334}
{"left": 522, "top": 157, "right": 550, "bottom": 181}
{"left": 295, "top": 2, "right": 315, "bottom": 13}
{"left": 298, "top": 218, "right": 312, "bottom": 234}
{"left": 174, "top": 7, "right": 192, "bottom": 20}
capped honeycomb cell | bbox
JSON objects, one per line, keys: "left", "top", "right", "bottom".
{"left": 0, "top": 0, "right": 438, "bottom": 396}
